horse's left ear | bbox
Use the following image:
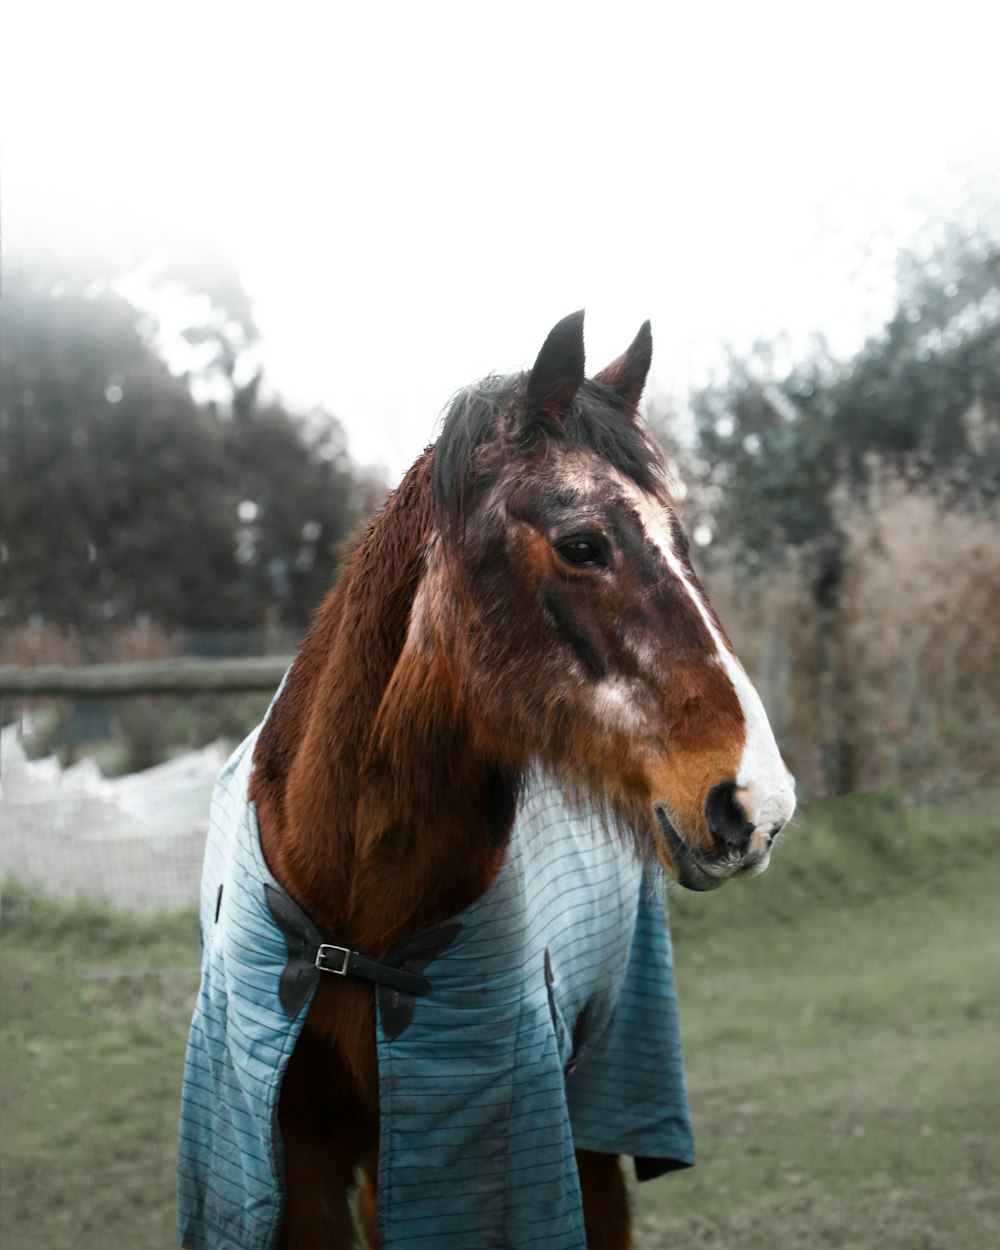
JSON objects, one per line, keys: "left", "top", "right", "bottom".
{"left": 525, "top": 310, "right": 586, "bottom": 428}
{"left": 594, "top": 320, "right": 653, "bottom": 413}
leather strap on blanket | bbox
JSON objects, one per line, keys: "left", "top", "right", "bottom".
{"left": 314, "top": 943, "right": 431, "bottom": 995}
{"left": 264, "top": 883, "right": 460, "bottom": 1034}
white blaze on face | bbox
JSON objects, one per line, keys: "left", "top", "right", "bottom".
{"left": 624, "top": 480, "right": 797, "bottom": 835}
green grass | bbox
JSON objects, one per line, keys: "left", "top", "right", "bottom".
{"left": 634, "top": 786, "right": 1000, "bottom": 1250}
{"left": 0, "top": 894, "right": 199, "bottom": 1250}
{"left": 1, "top": 787, "right": 998, "bottom": 1249}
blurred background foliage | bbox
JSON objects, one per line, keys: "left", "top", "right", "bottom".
{"left": 0, "top": 243, "right": 385, "bottom": 639}
{"left": 2, "top": 225, "right": 999, "bottom": 797}
{"left": 651, "top": 224, "right": 1000, "bottom": 798}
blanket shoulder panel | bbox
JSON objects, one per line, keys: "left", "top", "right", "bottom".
{"left": 178, "top": 728, "right": 312, "bottom": 1250}
{"left": 374, "top": 785, "right": 694, "bottom": 1250}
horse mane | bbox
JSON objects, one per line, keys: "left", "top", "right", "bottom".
{"left": 431, "top": 372, "right": 671, "bottom": 534}
{"left": 250, "top": 454, "right": 437, "bottom": 906}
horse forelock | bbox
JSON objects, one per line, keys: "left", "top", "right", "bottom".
{"left": 431, "top": 373, "right": 673, "bottom": 539}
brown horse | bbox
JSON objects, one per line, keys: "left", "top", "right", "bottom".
{"left": 245, "top": 311, "right": 795, "bottom": 1248}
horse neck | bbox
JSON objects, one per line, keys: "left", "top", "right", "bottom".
{"left": 252, "top": 453, "right": 516, "bottom": 954}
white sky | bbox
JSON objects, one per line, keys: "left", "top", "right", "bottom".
{"left": 4, "top": 0, "right": 999, "bottom": 479}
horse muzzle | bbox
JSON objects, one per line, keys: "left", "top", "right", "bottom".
{"left": 653, "top": 782, "right": 788, "bottom": 892}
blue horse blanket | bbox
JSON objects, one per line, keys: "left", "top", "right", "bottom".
{"left": 178, "top": 724, "right": 693, "bottom": 1250}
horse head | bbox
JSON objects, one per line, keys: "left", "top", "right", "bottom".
{"left": 410, "top": 310, "right": 795, "bottom": 891}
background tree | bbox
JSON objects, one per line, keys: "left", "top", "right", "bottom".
{"left": 0, "top": 248, "right": 381, "bottom": 644}
{"left": 682, "top": 230, "right": 1000, "bottom": 595}
{"left": 660, "top": 229, "right": 1000, "bottom": 795}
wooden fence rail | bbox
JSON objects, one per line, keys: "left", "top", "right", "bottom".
{"left": 0, "top": 657, "right": 293, "bottom": 697}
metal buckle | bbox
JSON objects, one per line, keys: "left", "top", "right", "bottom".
{"left": 315, "top": 944, "right": 351, "bottom": 975}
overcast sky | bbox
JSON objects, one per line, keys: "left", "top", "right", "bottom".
{"left": 4, "top": 0, "right": 999, "bottom": 478}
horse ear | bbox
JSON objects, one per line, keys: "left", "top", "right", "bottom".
{"left": 525, "top": 310, "right": 586, "bottom": 428}
{"left": 594, "top": 320, "right": 653, "bottom": 413}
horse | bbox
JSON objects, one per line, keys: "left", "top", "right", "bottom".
{"left": 177, "top": 311, "right": 795, "bottom": 1250}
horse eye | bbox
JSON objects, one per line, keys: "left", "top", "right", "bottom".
{"left": 555, "top": 537, "right": 605, "bottom": 568}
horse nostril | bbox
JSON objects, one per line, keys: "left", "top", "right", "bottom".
{"left": 704, "top": 781, "right": 755, "bottom": 854}
{"left": 766, "top": 819, "right": 786, "bottom": 846}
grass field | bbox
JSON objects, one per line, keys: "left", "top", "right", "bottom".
{"left": 633, "top": 786, "right": 1000, "bottom": 1250}
{"left": 1, "top": 786, "right": 997, "bottom": 1249}
{"left": 0, "top": 895, "right": 199, "bottom": 1248}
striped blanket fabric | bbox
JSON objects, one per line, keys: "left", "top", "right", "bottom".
{"left": 178, "top": 723, "right": 694, "bottom": 1250}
